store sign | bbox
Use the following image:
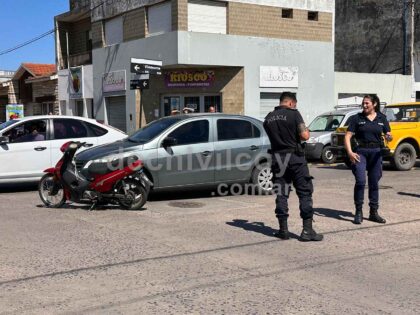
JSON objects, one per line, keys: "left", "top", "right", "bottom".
{"left": 260, "top": 66, "right": 298, "bottom": 88}
{"left": 69, "top": 66, "right": 83, "bottom": 99}
{"left": 103, "top": 70, "right": 126, "bottom": 92}
{"left": 165, "top": 70, "right": 215, "bottom": 88}
{"left": 6, "top": 104, "right": 24, "bottom": 121}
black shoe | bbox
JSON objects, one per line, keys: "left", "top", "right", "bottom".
{"left": 369, "top": 210, "right": 386, "bottom": 223}
{"left": 300, "top": 219, "right": 323, "bottom": 242}
{"left": 274, "top": 218, "right": 290, "bottom": 240}
{"left": 353, "top": 209, "right": 363, "bottom": 224}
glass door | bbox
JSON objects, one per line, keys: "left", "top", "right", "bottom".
{"left": 204, "top": 95, "right": 221, "bottom": 113}
{"left": 163, "top": 96, "right": 181, "bottom": 116}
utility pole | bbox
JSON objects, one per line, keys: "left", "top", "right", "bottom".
{"left": 403, "top": 0, "right": 409, "bottom": 75}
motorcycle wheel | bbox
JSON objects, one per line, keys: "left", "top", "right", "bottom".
{"left": 38, "top": 174, "right": 66, "bottom": 208}
{"left": 118, "top": 179, "right": 148, "bottom": 210}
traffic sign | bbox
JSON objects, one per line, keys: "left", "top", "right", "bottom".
{"left": 130, "top": 79, "right": 149, "bottom": 90}
{"left": 130, "top": 58, "right": 162, "bottom": 75}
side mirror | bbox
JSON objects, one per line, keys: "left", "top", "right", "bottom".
{"left": 162, "top": 137, "right": 177, "bottom": 147}
{"left": 0, "top": 136, "right": 9, "bottom": 145}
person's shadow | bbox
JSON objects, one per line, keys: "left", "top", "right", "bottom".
{"left": 398, "top": 192, "right": 420, "bottom": 198}
{"left": 314, "top": 207, "right": 354, "bottom": 222}
{"left": 226, "top": 219, "right": 300, "bottom": 239}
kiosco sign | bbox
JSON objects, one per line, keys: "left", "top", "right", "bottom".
{"left": 165, "top": 70, "right": 215, "bottom": 88}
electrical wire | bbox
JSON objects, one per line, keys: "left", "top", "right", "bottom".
{"left": 0, "top": 0, "right": 109, "bottom": 57}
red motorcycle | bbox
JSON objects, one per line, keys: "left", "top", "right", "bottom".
{"left": 38, "top": 141, "right": 152, "bottom": 210}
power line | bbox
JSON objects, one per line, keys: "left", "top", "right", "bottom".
{"left": 0, "top": 0, "right": 109, "bottom": 57}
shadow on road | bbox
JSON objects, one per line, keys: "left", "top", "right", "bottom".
{"left": 0, "top": 182, "right": 37, "bottom": 193}
{"left": 314, "top": 207, "right": 354, "bottom": 222}
{"left": 149, "top": 189, "right": 216, "bottom": 202}
{"left": 226, "top": 219, "right": 300, "bottom": 240}
{"left": 398, "top": 192, "right": 420, "bottom": 198}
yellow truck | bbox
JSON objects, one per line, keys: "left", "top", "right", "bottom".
{"left": 331, "top": 102, "right": 420, "bottom": 170}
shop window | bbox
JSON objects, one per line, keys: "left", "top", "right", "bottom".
{"left": 147, "top": 1, "right": 172, "bottom": 36}
{"left": 416, "top": 92, "right": 420, "bottom": 102}
{"left": 282, "top": 9, "right": 293, "bottom": 19}
{"left": 168, "top": 120, "right": 209, "bottom": 145}
{"left": 217, "top": 119, "right": 261, "bottom": 141}
{"left": 204, "top": 95, "right": 221, "bottom": 112}
{"left": 188, "top": 0, "right": 226, "bottom": 34}
{"left": 105, "top": 16, "right": 123, "bottom": 46}
{"left": 76, "top": 100, "right": 84, "bottom": 117}
{"left": 308, "top": 11, "right": 319, "bottom": 21}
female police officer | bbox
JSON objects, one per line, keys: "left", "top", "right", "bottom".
{"left": 344, "top": 94, "right": 392, "bottom": 224}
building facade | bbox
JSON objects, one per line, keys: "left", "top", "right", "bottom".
{"left": 57, "top": 0, "right": 335, "bottom": 133}
{"left": 0, "top": 64, "right": 57, "bottom": 122}
{"left": 335, "top": 0, "right": 419, "bottom": 104}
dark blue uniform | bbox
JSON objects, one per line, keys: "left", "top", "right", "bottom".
{"left": 347, "top": 112, "right": 391, "bottom": 211}
{"left": 263, "top": 106, "right": 314, "bottom": 220}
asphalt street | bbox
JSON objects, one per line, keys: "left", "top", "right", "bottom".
{"left": 0, "top": 162, "right": 419, "bottom": 314}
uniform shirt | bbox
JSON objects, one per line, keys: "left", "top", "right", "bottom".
{"left": 263, "top": 106, "right": 305, "bottom": 151}
{"left": 347, "top": 112, "right": 391, "bottom": 144}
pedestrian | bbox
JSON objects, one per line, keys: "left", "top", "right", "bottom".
{"left": 263, "top": 92, "right": 323, "bottom": 242}
{"left": 344, "top": 94, "right": 392, "bottom": 224}
{"left": 208, "top": 106, "right": 216, "bottom": 113}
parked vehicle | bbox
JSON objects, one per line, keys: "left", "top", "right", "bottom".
{"left": 305, "top": 107, "right": 361, "bottom": 163}
{"left": 331, "top": 102, "right": 420, "bottom": 170}
{"left": 39, "top": 141, "right": 151, "bottom": 210}
{"left": 0, "top": 115, "right": 126, "bottom": 183}
{"left": 75, "top": 114, "right": 273, "bottom": 194}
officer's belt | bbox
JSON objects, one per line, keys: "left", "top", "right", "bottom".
{"left": 357, "top": 142, "right": 380, "bottom": 148}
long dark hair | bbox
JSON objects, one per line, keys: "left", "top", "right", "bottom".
{"left": 363, "top": 94, "right": 380, "bottom": 112}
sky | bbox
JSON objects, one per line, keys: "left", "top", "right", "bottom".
{"left": 0, "top": 0, "right": 69, "bottom": 71}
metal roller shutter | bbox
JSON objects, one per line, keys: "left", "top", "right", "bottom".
{"left": 106, "top": 96, "right": 126, "bottom": 132}
{"left": 260, "top": 93, "right": 281, "bottom": 120}
{"left": 188, "top": 0, "right": 227, "bottom": 34}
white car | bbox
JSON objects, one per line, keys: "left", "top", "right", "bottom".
{"left": 0, "top": 115, "right": 126, "bottom": 183}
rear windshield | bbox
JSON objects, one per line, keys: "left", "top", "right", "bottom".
{"left": 128, "top": 117, "right": 183, "bottom": 143}
{"left": 308, "top": 115, "right": 344, "bottom": 132}
{"left": 0, "top": 120, "right": 19, "bottom": 131}
{"left": 384, "top": 106, "right": 420, "bottom": 122}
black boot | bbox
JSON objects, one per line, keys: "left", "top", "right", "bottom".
{"left": 369, "top": 209, "right": 386, "bottom": 223}
{"left": 300, "top": 219, "right": 323, "bottom": 242}
{"left": 274, "top": 218, "right": 290, "bottom": 240}
{"left": 353, "top": 207, "right": 363, "bottom": 225}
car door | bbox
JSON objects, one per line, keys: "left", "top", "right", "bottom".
{"left": 50, "top": 118, "right": 99, "bottom": 166}
{"left": 156, "top": 118, "right": 215, "bottom": 188}
{"left": 0, "top": 119, "right": 51, "bottom": 180}
{"left": 214, "top": 118, "right": 264, "bottom": 182}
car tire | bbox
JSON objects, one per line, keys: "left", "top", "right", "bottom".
{"left": 251, "top": 163, "right": 273, "bottom": 195}
{"left": 392, "top": 143, "right": 417, "bottom": 171}
{"left": 321, "top": 145, "right": 337, "bottom": 164}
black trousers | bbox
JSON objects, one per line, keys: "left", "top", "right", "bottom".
{"left": 272, "top": 153, "right": 314, "bottom": 220}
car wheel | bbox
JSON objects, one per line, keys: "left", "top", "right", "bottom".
{"left": 251, "top": 163, "right": 273, "bottom": 195}
{"left": 321, "top": 145, "right": 337, "bottom": 164}
{"left": 392, "top": 143, "right": 417, "bottom": 171}
{"left": 38, "top": 174, "right": 66, "bottom": 208}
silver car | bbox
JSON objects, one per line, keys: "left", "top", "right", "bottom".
{"left": 75, "top": 114, "right": 273, "bottom": 194}
{"left": 305, "top": 107, "right": 361, "bottom": 163}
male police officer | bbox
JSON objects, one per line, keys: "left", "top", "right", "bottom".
{"left": 263, "top": 92, "right": 323, "bottom": 242}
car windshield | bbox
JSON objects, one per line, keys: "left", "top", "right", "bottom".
{"left": 128, "top": 117, "right": 183, "bottom": 143}
{"left": 0, "top": 120, "right": 19, "bottom": 131}
{"left": 384, "top": 106, "right": 420, "bottom": 122}
{"left": 308, "top": 115, "right": 344, "bottom": 132}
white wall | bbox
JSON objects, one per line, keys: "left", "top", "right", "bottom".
{"left": 335, "top": 72, "right": 413, "bottom": 106}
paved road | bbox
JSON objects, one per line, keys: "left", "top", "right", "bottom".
{"left": 0, "top": 163, "right": 419, "bottom": 314}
